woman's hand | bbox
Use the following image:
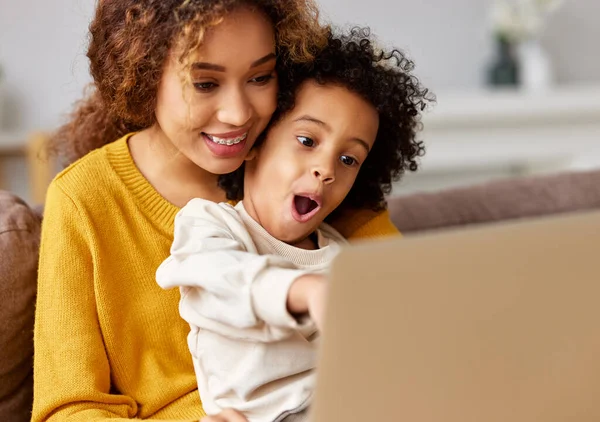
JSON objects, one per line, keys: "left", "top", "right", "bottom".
{"left": 201, "top": 408, "right": 248, "bottom": 422}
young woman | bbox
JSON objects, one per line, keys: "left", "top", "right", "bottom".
{"left": 33, "top": 1, "right": 402, "bottom": 421}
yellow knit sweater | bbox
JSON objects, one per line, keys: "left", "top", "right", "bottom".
{"left": 32, "top": 135, "right": 399, "bottom": 421}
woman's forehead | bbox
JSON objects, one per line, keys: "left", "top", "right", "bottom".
{"left": 175, "top": 6, "right": 275, "bottom": 63}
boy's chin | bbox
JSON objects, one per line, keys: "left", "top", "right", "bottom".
{"left": 275, "top": 227, "right": 318, "bottom": 247}
{"left": 271, "top": 230, "right": 302, "bottom": 245}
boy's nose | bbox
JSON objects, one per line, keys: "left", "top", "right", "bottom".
{"left": 312, "top": 163, "right": 335, "bottom": 185}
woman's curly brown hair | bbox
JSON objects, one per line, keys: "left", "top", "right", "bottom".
{"left": 219, "top": 27, "right": 435, "bottom": 213}
{"left": 49, "top": 0, "right": 328, "bottom": 165}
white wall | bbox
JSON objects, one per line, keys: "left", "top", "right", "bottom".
{"left": 0, "top": 0, "right": 94, "bottom": 131}
{"left": 317, "top": 0, "right": 493, "bottom": 92}
{"left": 1, "top": 0, "right": 598, "bottom": 133}
{"left": 543, "top": 0, "right": 600, "bottom": 84}
{"left": 317, "top": 0, "right": 600, "bottom": 92}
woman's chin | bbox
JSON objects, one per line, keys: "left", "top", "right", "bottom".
{"left": 192, "top": 143, "right": 253, "bottom": 175}
{"left": 193, "top": 157, "right": 246, "bottom": 176}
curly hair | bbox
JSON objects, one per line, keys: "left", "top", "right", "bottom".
{"left": 219, "top": 27, "right": 434, "bottom": 213}
{"left": 49, "top": 0, "right": 328, "bottom": 165}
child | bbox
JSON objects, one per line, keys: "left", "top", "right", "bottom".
{"left": 157, "top": 27, "right": 432, "bottom": 422}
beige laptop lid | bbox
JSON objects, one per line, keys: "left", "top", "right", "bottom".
{"left": 312, "top": 211, "right": 600, "bottom": 422}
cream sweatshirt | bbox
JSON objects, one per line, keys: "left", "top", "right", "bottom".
{"left": 156, "top": 199, "right": 347, "bottom": 422}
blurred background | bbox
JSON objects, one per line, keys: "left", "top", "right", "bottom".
{"left": 0, "top": 0, "right": 599, "bottom": 204}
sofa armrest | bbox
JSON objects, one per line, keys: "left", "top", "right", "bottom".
{"left": 0, "top": 191, "right": 41, "bottom": 421}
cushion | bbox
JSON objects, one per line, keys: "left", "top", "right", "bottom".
{"left": 0, "top": 191, "right": 41, "bottom": 421}
{"left": 389, "top": 169, "right": 600, "bottom": 233}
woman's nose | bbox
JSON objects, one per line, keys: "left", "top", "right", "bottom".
{"left": 217, "top": 87, "right": 252, "bottom": 127}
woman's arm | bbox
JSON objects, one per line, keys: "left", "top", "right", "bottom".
{"left": 32, "top": 182, "right": 188, "bottom": 422}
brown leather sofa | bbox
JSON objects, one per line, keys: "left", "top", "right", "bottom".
{"left": 1, "top": 169, "right": 600, "bottom": 421}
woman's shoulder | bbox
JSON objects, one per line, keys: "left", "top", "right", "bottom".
{"left": 330, "top": 207, "right": 401, "bottom": 240}
{"left": 49, "top": 135, "right": 130, "bottom": 203}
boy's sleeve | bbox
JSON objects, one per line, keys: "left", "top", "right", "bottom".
{"left": 156, "top": 199, "right": 314, "bottom": 342}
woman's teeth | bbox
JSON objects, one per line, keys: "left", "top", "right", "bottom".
{"left": 206, "top": 133, "right": 247, "bottom": 146}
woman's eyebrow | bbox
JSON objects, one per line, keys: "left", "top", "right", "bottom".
{"left": 250, "top": 52, "right": 276, "bottom": 68}
{"left": 192, "top": 52, "right": 276, "bottom": 72}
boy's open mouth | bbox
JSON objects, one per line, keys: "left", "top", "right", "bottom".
{"left": 292, "top": 195, "right": 321, "bottom": 223}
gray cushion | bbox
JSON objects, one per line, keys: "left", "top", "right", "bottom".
{"left": 0, "top": 191, "right": 41, "bottom": 422}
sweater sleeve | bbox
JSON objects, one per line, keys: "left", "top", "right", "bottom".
{"left": 32, "top": 181, "right": 191, "bottom": 422}
{"left": 156, "top": 199, "right": 312, "bottom": 342}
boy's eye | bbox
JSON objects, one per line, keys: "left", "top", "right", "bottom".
{"left": 194, "top": 82, "right": 218, "bottom": 92}
{"left": 297, "top": 136, "right": 315, "bottom": 147}
{"left": 340, "top": 155, "right": 357, "bottom": 166}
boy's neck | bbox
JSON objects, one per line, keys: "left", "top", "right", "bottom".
{"left": 240, "top": 200, "right": 320, "bottom": 251}
{"left": 290, "top": 232, "right": 319, "bottom": 251}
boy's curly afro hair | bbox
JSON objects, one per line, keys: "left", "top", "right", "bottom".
{"left": 219, "top": 26, "right": 434, "bottom": 212}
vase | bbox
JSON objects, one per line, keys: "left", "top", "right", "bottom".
{"left": 487, "top": 36, "right": 519, "bottom": 87}
{"left": 516, "top": 38, "right": 554, "bottom": 92}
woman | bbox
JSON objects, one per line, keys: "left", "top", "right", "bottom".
{"left": 33, "top": 1, "right": 400, "bottom": 421}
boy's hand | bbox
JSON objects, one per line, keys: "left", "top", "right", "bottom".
{"left": 306, "top": 278, "right": 327, "bottom": 331}
{"left": 201, "top": 408, "right": 248, "bottom": 422}
{"left": 288, "top": 274, "right": 328, "bottom": 331}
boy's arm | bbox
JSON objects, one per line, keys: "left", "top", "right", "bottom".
{"left": 156, "top": 199, "right": 314, "bottom": 341}
{"left": 287, "top": 273, "right": 328, "bottom": 331}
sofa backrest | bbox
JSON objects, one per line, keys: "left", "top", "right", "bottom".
{"left": 389, "top": 169, "right": 600, "bottom": 234}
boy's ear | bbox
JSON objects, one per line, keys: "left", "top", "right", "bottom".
{"left": 245, "top": 149, "right": 258, "bottom": 162}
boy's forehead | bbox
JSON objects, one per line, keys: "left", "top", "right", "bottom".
{"left": 290, "top": 82, "right": 340, "bottom": 116}
{"left": 293, "top": 81, "right": 367, "bottom": 112}
{"left": 294, "top": 80, "right": 328, "bottom": 102}
{"left": 280, "top": 81, "right": 379, "bottom": 151}
{"left": 293, "top": 81, "right": 378, "bottom": 123}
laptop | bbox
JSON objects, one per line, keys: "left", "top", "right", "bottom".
{"left": 311, "top": 210, "right": 600, "bottom": 422}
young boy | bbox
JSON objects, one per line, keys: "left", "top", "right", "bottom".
{"left": 156, "top": 28, "right": 432, "bottom": 422}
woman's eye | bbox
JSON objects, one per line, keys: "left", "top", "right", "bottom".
{"left": 297, "top": 136, "right": 315, "bottom": 147}
{"left": 340, "top": 155, "right": 357, "bottom": 166}
{"left": 194, "top": 82, "right": 217, "bottom": 92}
{"left": 250, "top": 74, "right": 274, "bottom": 85}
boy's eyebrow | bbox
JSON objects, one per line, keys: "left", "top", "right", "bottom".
{"left": 294, "top": 115, "right": 371, "bottom": 153}
{"left": 192, "top": 53, "right": 276, "bottom": 72}
{"left": 294, "top": 115, "right": 328, "bottom": 128}
{"left": 351, "top": 137, "right": 371, "bottom": 154}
